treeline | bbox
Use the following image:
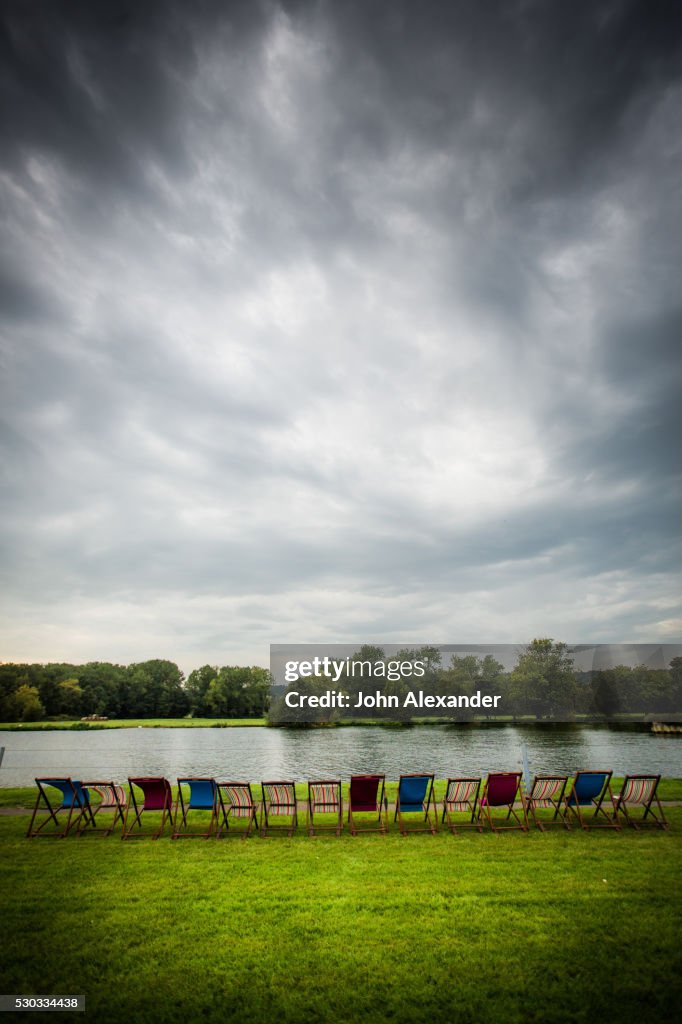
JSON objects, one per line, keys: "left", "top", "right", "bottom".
{"left": 268, "top": 641, "right": 682, "bottom": 723}
{"left": 0, "top": 660, "right": 271, "bottom": 722}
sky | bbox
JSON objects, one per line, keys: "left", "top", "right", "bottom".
{"left": 1, "top": 0, "right": 681, "bottom": 674}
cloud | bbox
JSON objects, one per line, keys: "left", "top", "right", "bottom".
{"left": 1, "top": 0, "right": 681, "bottom": 672}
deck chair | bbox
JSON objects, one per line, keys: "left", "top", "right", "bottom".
{"left": 476, "top": 772, "right": 528, "bottom": 832}
{"left": 307, "top": 780, "right": 343, "bottom": 836}
{"left": 348, "top": 774, "right": 388, "bottom": 835}
{"left": 216, "top": 782, "right": 259, "bottom": 839}
{"left": 77, "top": 781, "right": 127, "bottom": 836}
{"left": 441, "top": 777, "right": 482, "bottom": 834}
{"left": 395, "top": 774, "right": 437, "bottom": 835}
{"left": 122, "top": 777, "right": 173, "bottom": 839}
{"left": 172, "top": 777, "right": 219, "bottom": 838}
{"left": 523, "top": 775, "right": 570, "bottom": 831}
{"left": 564, "top": 770, "right": 619, "bottom": 830}
{"left": 27, "top": 777, "right": 93, "bottom": 838}
{"left": 260, "top": 781, "right": 298, "bottom": 836}
{"left": 613, "top": 774, "right": 668, "bottom": 830}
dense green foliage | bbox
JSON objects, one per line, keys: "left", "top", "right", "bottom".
{"left": 0, "top": 806, "right": 680, "bottom": 1023}
{"left": 0, "top": 660, "right": 271, "bottom": 723}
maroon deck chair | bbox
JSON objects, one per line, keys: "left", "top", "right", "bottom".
{"left": 348, "top": 774, "right": 388, "bottom": 835}
{"left": 613, "top": 774, "right": 668, "bottom": 830}
{"left": 122, "top": 777, "right": 173, "bottom": 839}
{"left": 476, "top": 772, "right": 528, "bottom": 832}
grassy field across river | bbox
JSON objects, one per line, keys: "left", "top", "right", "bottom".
{"left": 0, "top": 783, "right": 681, "bottom": 1023}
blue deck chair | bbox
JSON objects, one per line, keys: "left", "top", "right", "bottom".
{"left": 216, "top": 782, "right": 259, "bottom": 839}
{"left": 27, "top": 778, "right": 93, "bottom": 838}
{"left": 564, "top": 770, "right": 620, "bottom": 830}
{"left": 172, "top": 777, "right": 219, "bottom": 838}
{"left": 395, "top": 774, "right": 437, "bottom": 835}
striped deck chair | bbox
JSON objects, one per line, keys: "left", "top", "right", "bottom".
{"left": 77, "top": 781, "right": 127, "bottom": 836}
{"left": 122, "top": 777, "right": 173, "bottom": 839}
{"left": 307, "top": 780, "right": 343, "bottom": 836}
{"left": 441, "top": 777, "right": 482, "bottom": 834}
{"left": 348, "top": 774, "right": 388, "bottom": 835}
{"left": 395, "top": 774, "right": 437, "bottom": 835}
{"left": 172, "top": 777, "right": 219, "bottom": 839}
{"left": 476, "top": 772, "right": 528, "bottom": 833}
{"left": 27, "top": 777, "right": 93, "bottom": 838}
{"left": 613, "top": 775, "right": 668, "bottom": 830}
{"left": 564, "top": 770, "right": 619, "bottom": 830}
{"left": 523, "top": 775, "right": 570, "bottom": 831}
{"left": 216, "top": 782, "right": 259, "bottom": 839}
{"left": 260, "top": 781, "right": 298, "bottom": 837}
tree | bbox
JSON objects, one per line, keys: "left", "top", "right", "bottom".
{"left": 57, "top": 678, "right": 83, "bottom": 717}
{"left": 509, "top": 639, "right": 577, "bottom": 717}
{"left": 10, "top": 684, "right": 45, "bottom": 722}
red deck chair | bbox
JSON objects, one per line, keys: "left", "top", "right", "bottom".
{"left": 564, "top": 770, "right": 619, "bottom": 830}
{"left": 523, "top": 775, "right": 570, "bottom": 831}
{"left": 260, "top": 781, "right": 298, "bottom": 836}
{"left": 27, "top": 778, "right": 93, "bottom": 838}
{"left": 216, "top": 782, "right": 259, "bottom": 839}
{"left": 307, "top": 780, "right": 343, "bottom": 836}
{"left": 476, "top": 772, "right": 528, "bottom": 832}
{"left": 348, "top": 774, "right": 388, "bottom": 835}
{"left": 77, "top": 781, "right": 127, "bottom": 836}
{"left": 441, "top": 777, "right": 482, "bottom": 834}
{"left": 613, "top": 775, "right": 667, "bottom": 830}
{"left": 122, "top": 777, "right": 173, "bottom": 839}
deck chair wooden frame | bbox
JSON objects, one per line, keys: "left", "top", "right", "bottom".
{"left": 306, "top": 780, "right": 343, "bottom": 836}
{"left": 216, "top": 782, "right": 260, "bottom": 839}
{"left": 348, "top": 774, "right": 388, "bottom": 835}
{"left": 523, "top": 775, "right": 570, "bottom": 831}
{"left": 476, "top": 772, "right": 528, "bottom": 833}
{"left": 77, "top": 781, "right": 127, "bottom": 836}
{"left": 122, "top": 777, "right": 173, "bottom": 839}
{"left": 172, "top": 777, "right": 219, "bottom": 839}
{"left": 613, "top": 774, "right": 668, "bottom": 830}
{"left": 260, "top": 781, "right": 298, "bottom": 837}
{"left": 395, "top": 774, "right": 437, "bottom": 835}
{"left": 564, "top": 770, "right": 620, "bottom": 830}
{"left": 27, "top": 777, "right": 93, "bottom": 838}
{"left": 441, "top": 777, "right": 482, "bottom": 834}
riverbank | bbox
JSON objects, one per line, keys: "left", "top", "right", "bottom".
{"left": 0, "top": 806, "right": 680, "bottom": 1023}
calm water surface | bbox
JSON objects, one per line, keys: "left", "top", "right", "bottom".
{"left": 1, "top": 725, "right": 680, "bottom": 787}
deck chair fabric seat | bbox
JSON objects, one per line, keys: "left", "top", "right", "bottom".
{"left": 395, "top": 774, "right": 437, "bottom": 834}
{"left": 476, "top": 772, "right": 528, "bottom": 832}
{"left": 524, "top": 775, "right": 570, "bottom": 831}
{"left": 564, "top": 770, "right": 619, "bottom": 830}
{"left": 442, "top": 777, "right": 482, "bottom": 833}
{"left": 77, "top": 781, "right": 127, "bottom": 836}
{"left": 613, "top": 774, "right": 667, "bottom": 830}
{"left": 27, "top": 777, "right": 93, "bottom": 838}
{"left": 260, "top": 781, "right": 298, "bottom": 836}
{"left": 173, "top": 778, "right": 219, "bottom": 838}
{"left": 122, "top": 777, "right": 173, "bottom": 839}
{"left": 307, "top": 780, "right": 343, "bottom": 836}
{"left": 216, "top": 782, "right": 259, "bottom": 838}
{"left": 348, "top": 774, "right": 388, "bottom": 834}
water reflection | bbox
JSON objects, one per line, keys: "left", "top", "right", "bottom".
{"left": 1, "top": 725, "right": 680, "bottom": 787}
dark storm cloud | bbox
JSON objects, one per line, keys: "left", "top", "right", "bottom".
{"left": 1, "top": 0, "right": 681, "bottom": 667}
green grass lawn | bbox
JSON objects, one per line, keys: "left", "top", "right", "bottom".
{"left": 1, "top": 790, "right": 681, "bottom": 1023}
